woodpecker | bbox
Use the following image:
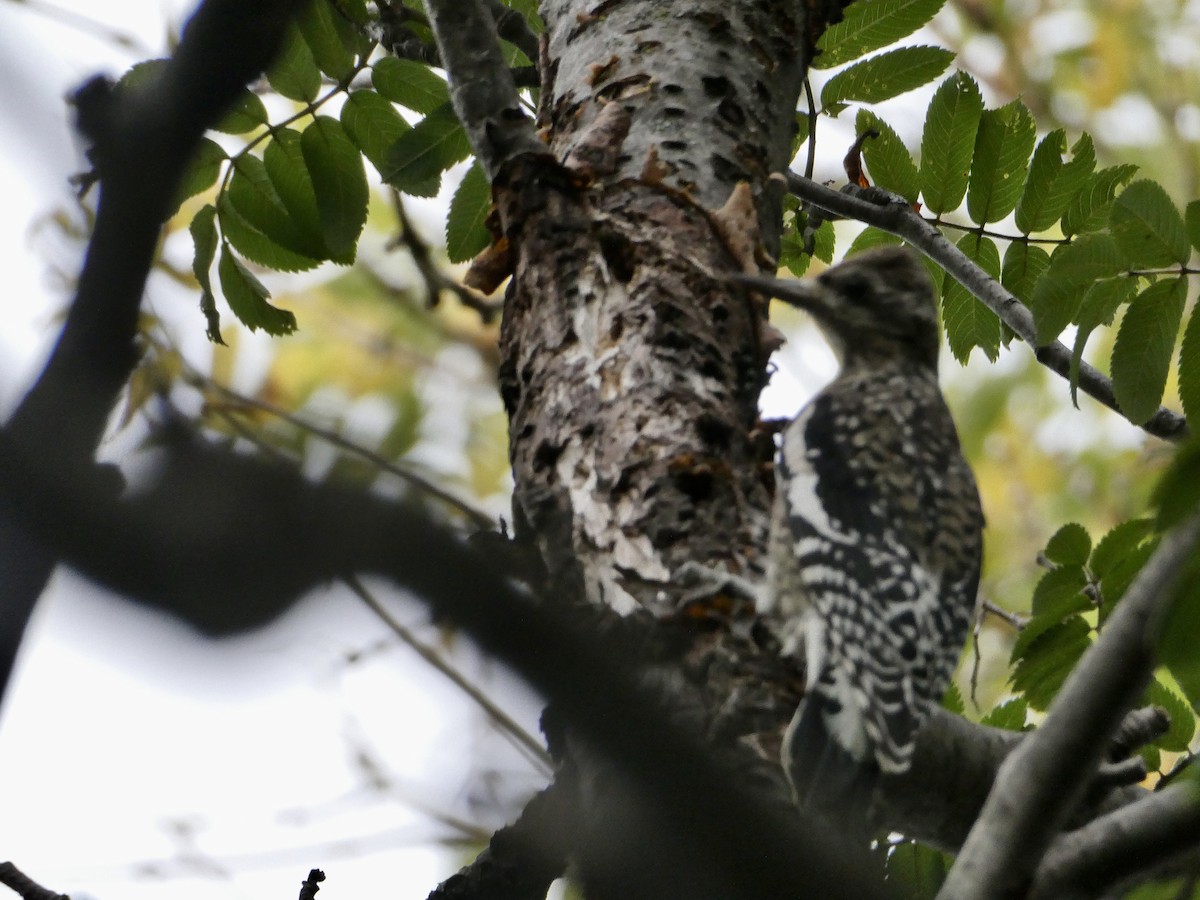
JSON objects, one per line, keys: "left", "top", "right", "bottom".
{"left": 739, "top": 246, "right": 983, "bottom": 825}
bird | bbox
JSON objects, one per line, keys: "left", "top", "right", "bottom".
{"left": 735, "top": 245, "right": 984, "bottom": 829}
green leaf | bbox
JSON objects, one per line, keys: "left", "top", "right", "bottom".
{"left": 941, "top": 680, "right": 965, "bottom": 715}
{"left": 1098, "top": 539, "right": 1157, "bottom": 624}
{"left": 920, "top": 72, "right": 983, "bottom": 215}
{"left": 1111, "top": 277, "right": 1187, "bottom": 425}
{"left": 846, "top": 226, "right": 902, "bottom": 258}
{"left": 1154, "top": 438, "right": 1200, "bottom": 530}
{"left": 172, "top": 137, "right": 226, "bottom": 214}
{"left": 820, "top": 46, "right": 953, "bottom": 109}
{"left": 1061, "top": 164, "right": 1139, "bottom": 237}
{"left": 815, "top": 0, "right": 948, "bottom": 68}
{"left": 215, "top": 89, "right": 269, "bottom": 135}
{"left": 1031, "top": 564, "right": 1089, "bottom": 616}
{"left": 264, "top": 129, "right": 323, "bottom": 249}
{"left": 1000, "top": 242, "right": 1050, "bottom": 306}
{"left": 1011, "top": 586, "right": 1092, "bottom": 664}
{"left": 224, "top": 154, "right": 326, "bottom": 267}
{"left": 1143, "top": 678, "right": 1195, "bottom": 752}
{"left": 886, "top": 842, "right": 949, "bottom": 899}
{"left": 446, "top": 161, "right": 493, "bottom": 263}
{"left": 218, "top": 191, "right": 323, "bottom": 273}
{"left": 780, "top": 217, "right": 836, "bottom": 277}
{"left": 1186, "top": 200, "right": 1200, "bottom": 254}
{"left": 189, "top": 204, "right": 224, "bottom": 344}
{"left": 1070, "top": 278, "right": 1135, "bottom": 406}
{"left": 383, "top": 102, "right": 471, "bottom": 197}
{"left": 942, "top": 233, "right": 1001, "bottom": 363}
{"left": 856, "top": 109, "right": 919, "bottom": 202}
{"left": 296, "top": 0, "right": 356, "bottom": 80}
{"left": 1091, "top": 518, "right": 1156, "bottom": 579}
{"left": 1029, "top": 234, "right": 1123, "bottom": 343}
{"left": 1161, "top": 553, "right": 1200, "bottom": 710}
{"left": 1110, "top": 180, "right": 1192, "bottom": 268}
{"left": 267, "top": 23, "right": 322, "bottom": 101}
{"left": 980, "top": 698, "right": 1028, "bottom": 731}
{"left": 1012, "top": 617, "right": 1092, "bottom": 711}
{"left": 373, "top": 56, "right": 452, "bottom": 114}
{"left": 1044, "top": 523, "right": 1092, "bottom": 567}
{"left": 1015, "top": 131, "right": 1095, "bottom": 234}
{"left": 340, "top": 89, "right": 418, "bottom": 176}
{"left": 217, "top": 245, "right": 298, "bottom": 335}
{"left": 301, "top": 116, "right": 368, "bottom": 262}
{"left": 967, "top": 99, "right": 1036, "bottom": 225}
{"left": 1178, "top": 302, "right": 1200, "bottom": 423}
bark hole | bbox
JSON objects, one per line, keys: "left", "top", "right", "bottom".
{"left": 598, "top": 230, "right": 636, "bottom": 283}
{"left": 696, "top": 412, "right": 734, "bottom": 449}
{"left": 702, "top": 75, "right": 732, "bottom": 97}
{"left": 533, "top": 440, "right": 565, "bottom": 471}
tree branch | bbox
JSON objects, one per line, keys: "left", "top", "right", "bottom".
{"left": 420, "top": 0, "right": 546, "bottom": 178}
{"left": 938, "top": 514, "right": 1200, "bottom": 900}
{"left": 0, "top": 0, "right": 306, "bottom": 709}
{"left": 784, "top": 172, "right": 1189, "bottom": 443}
{"left": 1030, "top": 782, "right": 1200, "bottom": 900}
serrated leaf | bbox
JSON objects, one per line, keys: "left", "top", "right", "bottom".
{"left": 383, "top": 102, "right": 471, "bottom": 197}
{"left": 301, "top": 116, "right": 368, "bottom": 262}
{"left": 887, "top": 842, "right": 949, "bottom": 899}
{"left": 214, "top": 89, "right": 269, "bottom": 135}
{"left": 815, "top": 0, "right": 948, "bottom": 68}
{"left": 1111, "top": 277, "right": 1187, "bottom": 425}
{"left": 218, "top": 192, "right": 324, "bottom": 273}
{"left": 1091, "top": 518, "right": 1156, "bottom": 578}
{"left": 225, "top": 154, "right": 326, "bottom": 265}
{"left": 217, "top": 246, "right": 297, "bottom": 335}
{"left": 189, "top": 204, "right": 223, "bottom": 344}
{"left": 846, "top": 226, "right": 902, "bottom": 258}
{"left": 297, "top": 0, "right": 355, "bottom": 80}
{"left": 1070, "top": 278, "right": 1135, "bottom": 406}
{"left": 980, "top": 698, "right": 1028, "bottom": 731}
{"left": 1031, "top": 564, "right": 1089, "bottom": 616}
{"left": 263, "top": 128, "right": 326, "bottom": 256}
{"left": 820, "top": 46, "right": 953, "bottom": 109}
{"left": 1000, "top": 242, "right": 1050, "bottom": 306}
{"left": 1179, "top": 303, "right": 1200, "bottom": 424}
{"left": 1186, "top": 200, "right": 1200, "bottom": 254}
{"left": 1012, "top": 618, "right": 1092, "bottom": 711}
{"left": 1011, "top": 588, "right": 1093, "bottom": 664}
{"left": 941, "top": 680, "right": 964, "bottom": 715}
{"left": 856, "top": 109, "right": 919, "bottom": 202}
{"left": 1161, "top": 551, "right": 1200, "bottom": 709}
{"left": 267, "top": 23, "right": 321, "bottom": 101}
{"left": 942, "top": 234, "right": 1001, "bottom": 363}
{"left": 1044, "top": 523, "right": 1092, "bottom": 566}
{"left": 373, "top": 56, "right": 452, "bottom": 114}
{"left": 1029, "top": 234, "right": 1123, "bottom": 343}
{"left": 1098, "top": 539, "right": 1158, "bottom": 623}
{"left": 1014, "top": 131, "right": 1096, "bottom": 234}
{"left": 920, "top": 72, "right": 983, "bottom": 215}
{"left": 1061, "top": 164, "right": 1139, "bottom": 237}
{"left": 172, "top": 137, "right": 226, "bottom": 215}
{"left": 446, "top": 161, "right": 492, "bottom": 263}
{"left": 1144, "top": 679, "right": 1195, "bottom": 752}
{"left": 1110, "top": 180, "right": 1191, "bottom": 268}
{"left": 967, "top": 99, "right": 1036, "bottom": 225}
{"left": 340, "top": 89, "right": 421, "bottom": 177}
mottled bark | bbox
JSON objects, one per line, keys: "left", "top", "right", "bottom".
{"left": 500, "top": 0, "right": 818, "bottom": 613}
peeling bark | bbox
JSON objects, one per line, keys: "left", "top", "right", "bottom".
{"left": 501, "top": 0, "right": 820, "bottom": 613}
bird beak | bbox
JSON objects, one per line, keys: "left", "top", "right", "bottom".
{"left": 725, "top": 271, "right": 837, "bottom": 318}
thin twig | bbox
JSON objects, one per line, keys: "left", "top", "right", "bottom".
{"left": 187, "top": 368, "right": 497, "bottom": 531}
{"left": 344, "top": 575, "right": 553, "bottom": 772}
{"left": 782, "top": 172, "right": 1189, "bottom": 443}
{"left": 0, "top": 863, "right": 68, "bottom": 900}
{"left": 389, "top": 192, "right": 503, "bottom": 323}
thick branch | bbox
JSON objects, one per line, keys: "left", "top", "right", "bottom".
{"left": 939, "top": 515, "right": 1200, "bottom": 900}
{"left": 0, "top": 0, "right": 305, "bottom": 708}
{"left": 1030, "top": 782, "right": 1200, "bottom": 900}
{"left": 420, "top": 0, "right": 545, "bottom": 178}
{"left": 785, "top": 173, "right": 1189, "bottom": 443}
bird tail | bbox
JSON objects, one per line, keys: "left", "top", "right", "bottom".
{"left": 782, "top": 693, "right": 879, "bottom": 836}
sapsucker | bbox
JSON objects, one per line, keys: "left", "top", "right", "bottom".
{"left": 750, "top": 246, "right": 984, "bottom": 824}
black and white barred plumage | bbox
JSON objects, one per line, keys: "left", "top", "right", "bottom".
{"left": 760, "top": 246, "right": 983, "bottom": 823}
